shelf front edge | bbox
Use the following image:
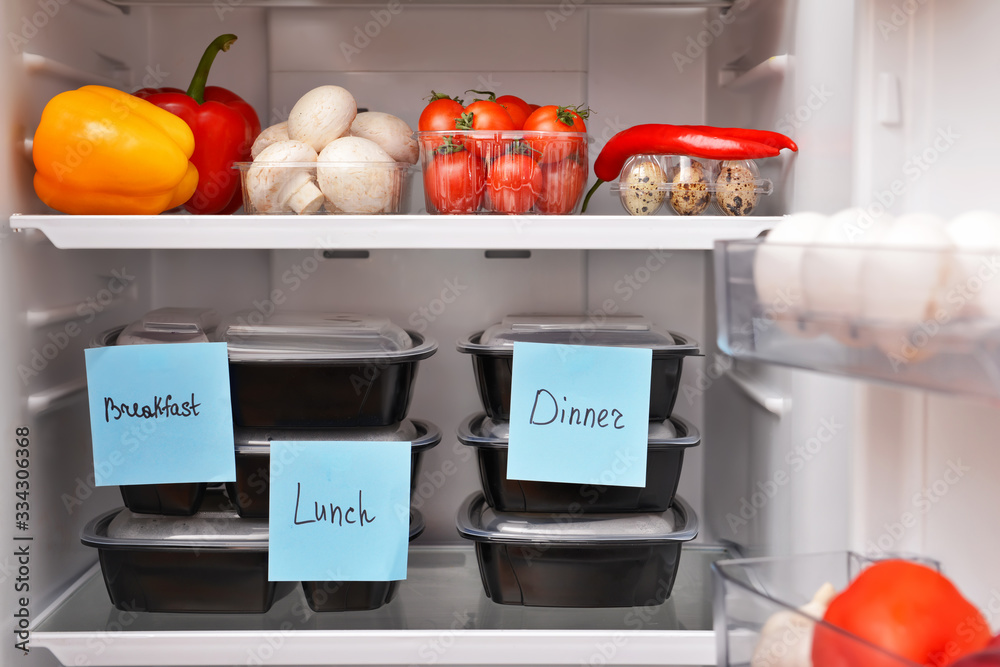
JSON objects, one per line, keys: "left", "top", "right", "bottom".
{"left": 10, "top": 214, "right": 778, "bottom": 250}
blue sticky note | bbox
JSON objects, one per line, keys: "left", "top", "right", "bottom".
{"left": 507, "top": 342, "right": 652, "bottom": 488}
{"left": 84, "top": 343, "right": 235, "bottom": 486}
{"left": 268, "top": 441, "right": 412, "bottom": 583}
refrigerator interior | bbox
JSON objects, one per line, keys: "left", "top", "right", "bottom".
{"left": 3, "top": 0, "right": 1000, "bottom": 665}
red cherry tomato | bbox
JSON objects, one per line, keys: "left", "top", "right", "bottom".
{"left": 487, "top": 153, "right": 541, "bottom": 215}
{"left": 536, "top": 158, "right": 587, "bottom": 215}
{"left": 523, "top": 105, "right": 588, "bottom": 164}
{"left": 457, "top": 100, "right": 516, "bottom": 159}
{"left": 423, "top": 150, "right": 485, "bottom": 214}
{"left": 496, "top": 95, "right": 532, "bottom": 130}
{"left": 418, "top": 94, "right": 466, "bottom": 151}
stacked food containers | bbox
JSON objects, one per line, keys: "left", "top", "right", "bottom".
{"left": 82, "top": 309, "right": 438, "bottom": 613}
{"left": 455, "top": 315, "right": 703, "bottom": 607}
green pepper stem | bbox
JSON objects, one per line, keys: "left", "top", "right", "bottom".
{"left": 581, "top": 179, "right": 604, "bottom": 213}
{"left": 186, "top": 34, "right": 237, "bottom": 104}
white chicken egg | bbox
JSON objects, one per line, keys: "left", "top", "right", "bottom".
{"left": 753, "top": 212, "right": 827, "bottom": 337}
{"left": 946, "top": 210, "right": 1000, "bottom": 321}
{"left": 802, "top": 208, "right": 893, "bottom": 346}
{"left": 862, "top": 213, "right": 953, "bottom": 365}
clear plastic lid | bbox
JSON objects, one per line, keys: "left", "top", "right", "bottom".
{"left": 458, "top": 315, "right": 700, "bottom": 354}
{"left": 456, "top": 413, "right": 699, "bottom": 450}
{"left": 234, "top": 419, "right": 441, "bottom": 454}
{"left": 456, "top": 492, "right": 698, "bottom": 545}
{"left": 82, "top": 494, "right": 268, "bottom": 551}
{"left": 116, "top": 308, "right": 218, "bottom": 345}
{"left": 216, "top": 311, "right": 437, "bottom": 362}
{"left": 82, "top": 498, "right": 424, "bottom": 551}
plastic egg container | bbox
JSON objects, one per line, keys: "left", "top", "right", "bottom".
{"left": 611, "top": 155, "right": 773, "bottom": 217}
{"left": 415, "top": 130, "right": 588, "bottom": 215}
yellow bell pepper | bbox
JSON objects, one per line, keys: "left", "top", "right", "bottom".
{"left": 32, "top": 85, "right": 199, "bottom": 215}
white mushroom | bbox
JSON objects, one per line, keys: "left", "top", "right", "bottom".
{"left": 246, "top": 140, "right": 324, "bottom": 215}
{"left": 251, "top": 122, "right": 289, "bottom": 159}
{"left": 349, "top": 112, "right": 419, "bottom": 164}
{"left": 287, "top": 85, "right": 357, "bottom": 152}
{"left": 317, "top": 137, "right": 398, "bottom": 214}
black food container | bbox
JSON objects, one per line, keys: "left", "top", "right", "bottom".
{"left": 458, "top": 413, "right": 700, "bottom": 513}
{"left": 456, "top": 492, "right": 698, "bottom": 608}
{"left": 457, "top": 316, "right": 700, "bottom": 421}
{"left": 81, "top": 497, "right": 277, "bottom": 613}
{"left": 94, "top": 308, "right": 219, "bottom": 516}
{"left": 227, "top": 419, "right": 441, "bottom": 518}
{"left": 302, "top": 509, "right": 424, "bottom": 612}
{"left": 218, "top": 312, "right": 437, "bottom": 428}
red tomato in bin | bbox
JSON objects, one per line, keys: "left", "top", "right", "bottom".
{"left": 496, "top": 95, "right": 532, "bottom": 130}
{"left": 424, "top": 150, "right": 485, "bottom": 214}
{"left": 418, "top": 96, "right": 466, "bottom": 151}
{"left": 458, "top": 100, "right": 516, "bottom": 159}
{"left": 812, "top": 560, "right": 991, "bottom": 667}
{"left": 487, "top": 153, "right": 542, "bottom": 215}
{"left": 536, "top": 158, "right": 587, "bottom": 215}
{"left": 523, "top": 105, "right": 587, "bottom": 164}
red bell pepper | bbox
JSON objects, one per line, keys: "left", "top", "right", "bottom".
{"left": 135, "top": 34, "right": 260, "bottom": 215}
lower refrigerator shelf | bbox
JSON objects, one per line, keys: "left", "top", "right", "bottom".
{"left": 31, "top": 544, "right": 726, "bottom": 666}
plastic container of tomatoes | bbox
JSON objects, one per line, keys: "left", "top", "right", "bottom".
{"left": 416, "top": 130, "right": 588, "bottom": 215}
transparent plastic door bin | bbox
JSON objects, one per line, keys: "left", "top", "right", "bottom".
{"left": 712, "top": 551, "right": 942, "bottom": 667}
{"left": 715, "top": 238, "right": 1000, "bottom": 401}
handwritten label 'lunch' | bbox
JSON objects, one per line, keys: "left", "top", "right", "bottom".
{"left": 529, "top": 389, "right": 625, "bottom": 429}
{"left": 104, "top": 393, "right": 201, "bottom": 422}
{"left": 293, "top": 485, "right": 375, "bottom": 527}
{"left": 267, "top": 440, "right": 411, "bottom": 582}
{"left": 507, "top": 342, "right": 652, "bottom": 488}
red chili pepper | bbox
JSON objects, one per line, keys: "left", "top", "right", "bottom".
{"left": 682, "top": 125, "right": 798, "bottom": 152}
{"left": 582, "top": 124, "right": 793, "bottom": 212}
{"left": 134, "top": 34, "right": 261, "bottom": 215}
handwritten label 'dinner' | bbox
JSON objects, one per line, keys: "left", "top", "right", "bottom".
{"left": 507, "top": 342, "right": 652, "bottom": 488}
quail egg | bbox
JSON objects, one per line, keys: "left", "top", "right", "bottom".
{"left": 716, "top": 160, "right": 759, "bottom": 216}
{"left": 666, "top": 158, "right": 711, "bottom": 216}
{"left": 618, "top": 155, "right": 666, "bottom": 216}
